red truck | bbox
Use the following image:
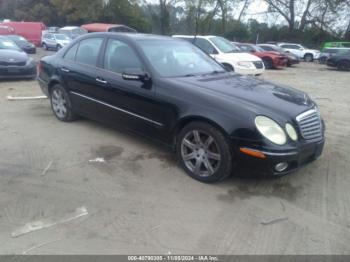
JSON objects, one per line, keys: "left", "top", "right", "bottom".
{"left": 0, "top": 25, "right": 15, "bottom": 35}
{"left": 81, "top": 23, "right": 137, "bottom": 33}
{"left": 0, "top": 22, "right": 46, "bottom": 46}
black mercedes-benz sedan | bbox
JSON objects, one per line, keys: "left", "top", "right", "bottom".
{"left": 6, "top": 35, "right": 37, "bottom": 54}
{"left": 0, "top": 36, "right": 37, "bottom": 79}
{"left": 38, "top": 33, "right": 325, "bottom": 183}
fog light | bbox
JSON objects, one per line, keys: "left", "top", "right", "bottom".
{"left": 275, "top": 162, "right": 288, "bottom": 172}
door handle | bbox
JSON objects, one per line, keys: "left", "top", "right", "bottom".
{"left": 61, "top": 67, "right": 70, "bottom": 73}
{"left": 96, "top": 77, "right": 107, "bottom": 84}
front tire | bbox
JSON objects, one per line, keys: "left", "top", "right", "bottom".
{"left": 50, "top": 84, "right": 76, "bottom": 122}
{"left": 222, "top": 63, "right": 234, "bottom": 72}
{"left": 43, "top": 43, "right": 48, "bottom": 50}
{"left": 262, "top": 57, "right": 273, "bottom": 69}
{"left": 176, "top": 122, "right": 233, "bottom": 183}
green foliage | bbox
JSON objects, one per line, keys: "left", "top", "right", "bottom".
{"left": 0, "top": 0, "right": 347, "bottom": 46}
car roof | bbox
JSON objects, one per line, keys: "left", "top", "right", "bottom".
{"left": 323, "top": 47, "right": 350, "bottom": 50}
{"left": 78, "top": 32, "right": 176, "bottom": 42}
{"left": 173, "top": 35, "right": 217, "bottom": 39}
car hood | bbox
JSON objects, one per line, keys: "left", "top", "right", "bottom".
{"left": 171, "top": 73, "right": 314, "bottom": 121}
{"left": 0, "top": 49, "right": 28, "bottom": 63}
{"left": 215, "top": 52, "right": 262, "bottom": 62}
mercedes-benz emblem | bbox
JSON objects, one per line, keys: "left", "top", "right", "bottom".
{"left": 8, "top": 58, "right": 15, "bottom": 62}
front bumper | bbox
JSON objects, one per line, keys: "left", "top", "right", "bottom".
{"left": 234, "top": 139, "right": 325, "bottom": 177}
{"left": 0, "top": 64, "right": 37, "bottom": 79}
{"left": 235, "top": 66, "right": 265, "bottom": 75}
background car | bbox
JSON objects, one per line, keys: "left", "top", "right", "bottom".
{"left": 0, "top": 36, "right": 37, "bottom": 79}
{"left": 318, "top": 47, "right": 350, "bottom": 64}
{"left": 258, "top": 44, "right": 300, "bottom": 66}
{"left": 236, "top": 43, "right": 288, "bottom": 69}
{"left": 58, "top": 26, "right": 87, "bottom": 39}
{"left": 41, "top": 33, "right": 71, "bottom": 50}
{"left": 5, "top": 35, "right": 36, "bottom": 54}
{"left": 173, "top": 35, "right": 265, "bottom": 75}
{"left": 277, "top": 43, "right": 320, "bottom": 62}
{"left": 326, "top": 51, "right": 350, "bottom": 71}
{"left": 321, "top": 41, "right": 350, "bottom": 51}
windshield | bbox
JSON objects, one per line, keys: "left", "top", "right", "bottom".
{"left": 209, "top": 37, "right": 241, "bottom": 53}
{"left": 138, "top": 39, "right": 225, "bottom": 77}
{"left": 55, "top": 34, "right": 70, "bottom": 40}
{"left": 8, "top": 35, "right": 27, "bottom": 42}
{"left": 252, "top": 45, "right": 265, "bottom": 52}
{"left": 0, "top": 38, "right": 21, "bottom": 51}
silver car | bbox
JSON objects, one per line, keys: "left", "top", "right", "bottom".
{"left": 41, "top": 33, "right": 71, "bottom": 51}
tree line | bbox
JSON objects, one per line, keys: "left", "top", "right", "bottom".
{"left": 0, "top": 0, "right": 349, "bottom": 47}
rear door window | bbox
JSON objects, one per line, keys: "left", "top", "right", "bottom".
{"left": 75, "top": 38, "right": 103, "bottom": 67}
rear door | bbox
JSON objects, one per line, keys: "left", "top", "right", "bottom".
{"left": 59, "top": 37, "right": 105, "bottom": 118}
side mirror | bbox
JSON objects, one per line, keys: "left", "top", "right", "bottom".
{"left": 122, "top": 68, "right": 150, "bottom": 83}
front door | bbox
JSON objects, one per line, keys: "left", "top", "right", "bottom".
{"left": 91, "top": 38, "right": 166, "bottom": 141}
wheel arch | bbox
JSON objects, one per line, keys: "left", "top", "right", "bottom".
{"left": 304, "top": 52, "right": 314, "bottom": 58}
{"left": 48, "top": 78, "right": 63, "bottom": 94}
{"left": 221, "top": 62, "right": 234, "bottom": 71}
{"left": 172, "top": 115, "right": 231, "bottom": 150}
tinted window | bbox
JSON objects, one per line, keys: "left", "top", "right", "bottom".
{"left": 239, "top": 45, "right": 254, "bottom": 52}
{"left": 76, "top": 38, "right": 103, "bottom": 66}
{"left": 209, "top": 37, "right": 240, "bottom": 53}
{"left": 64, "top": 43, "right": 78, "bottom": 60}
{"left": 194, "top": 38, "right": 216, "bottom": 54}
{"left": 104, "top": 39, "right": 142, "bottom": 74}
{"left": 282, "top": 44, "right": 300, "bottom": 49}
{"left": 260, "top": 45, "right": 274, "bottom": 51}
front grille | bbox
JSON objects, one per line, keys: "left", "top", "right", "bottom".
{"left": 0, "top": 61, "right": 26, "bottom": 66}
{"left": 253, "top": 61, "right": 264, "bottom": 69}
{"left": 296, "top": 108, "right": 323, "bottom": 140}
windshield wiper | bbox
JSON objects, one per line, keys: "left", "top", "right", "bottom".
{"left": 201, "top": 70, "right": 226, "bottom": 76}
{"left": 183, "top": 73, "right": 197, "bottom": 77}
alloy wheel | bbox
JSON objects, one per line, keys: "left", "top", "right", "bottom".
{"left": 181, "top": 130, "right": 221, "bottom": 177}
{"left": 51, "top": 89, "right": 67, "bottom": 119}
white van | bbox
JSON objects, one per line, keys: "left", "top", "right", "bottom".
{"left": 173, "top": 35, "right": 265, "bottom": 75}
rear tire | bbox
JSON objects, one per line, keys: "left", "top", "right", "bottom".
{"left": 176, "top": 122, "right": 233, "bottom": 183}
{"left": 50, "top": 84, "right": 77, "bottom": 122}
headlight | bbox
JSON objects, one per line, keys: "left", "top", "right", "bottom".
{"left": 285, "top": 123, "right": 298, "bottom": 141}
{"left": 255, "top": 116, "right": 287, "bottom": 145}
{"left": 237, "top": 61, "right": 252, "bottom": 68}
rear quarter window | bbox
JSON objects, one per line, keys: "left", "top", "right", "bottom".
{"left": 64, "top": 43, "right": 79, "bottom": 60}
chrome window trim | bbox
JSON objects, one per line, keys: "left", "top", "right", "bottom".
{"left": 70, "top": 91, "right": 164, "bottom": 127}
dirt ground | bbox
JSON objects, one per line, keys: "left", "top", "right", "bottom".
{"left": 0, "top": 49, "right": 350, "bottom": 255}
